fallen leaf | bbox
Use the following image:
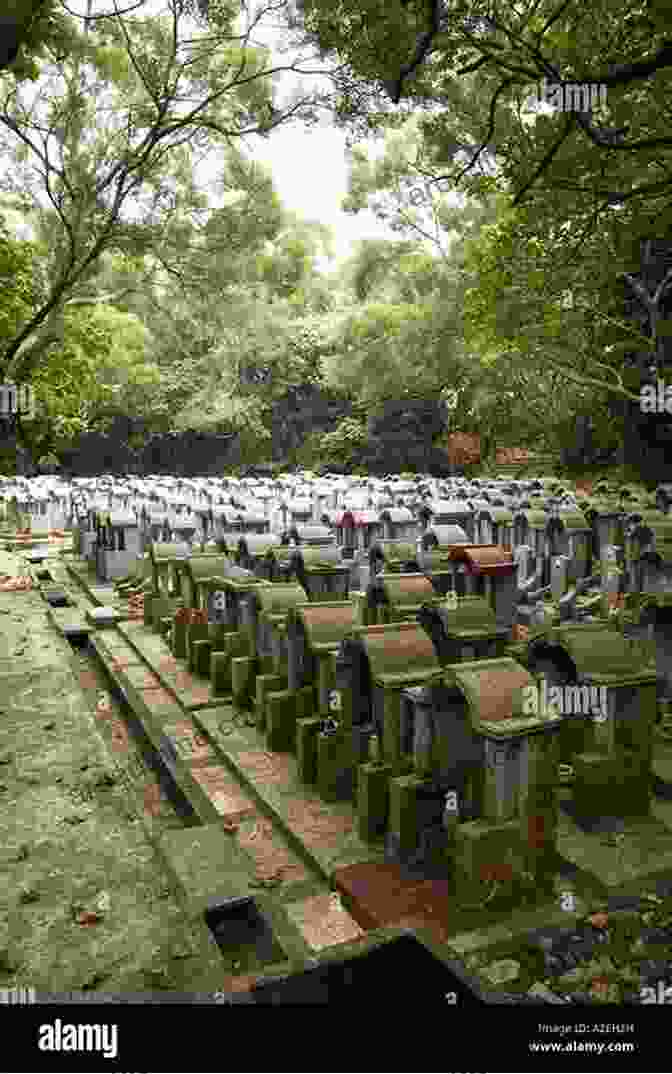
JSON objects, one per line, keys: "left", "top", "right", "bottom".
{"left": 588, "top": 911, "right": 609, "bottom": 930}
{"left": 77, "top": 910, "right": 103, "bottom": 926}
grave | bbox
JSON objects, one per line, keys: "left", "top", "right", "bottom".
{"left": 95, "top": 511, "right": 142, "bottom": 582}
{"left": 526, "top": 623, "right": 658, "bottom": 824}
{"left": 9, "top": 467, "right": 672, "bottom": 1001}
{"left": 292, "top": 545, "right": 350, "bottom": 600}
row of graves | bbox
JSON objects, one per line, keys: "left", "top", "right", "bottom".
{"left": 3, "top": 470, "right": 672, "bottom": 1001}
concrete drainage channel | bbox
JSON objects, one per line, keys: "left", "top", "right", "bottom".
{"left": 39, "top": 568, "right": 198, "bottom": 829}
{"left": 36, "top": 567, "right": 247, "bottom": 988}
{"left": 58, "top": 620, "right": 278, "bottom": 989}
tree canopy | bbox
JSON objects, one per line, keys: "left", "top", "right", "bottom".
{"left": 0, "top": 0, "right": 669, "bottom": 479}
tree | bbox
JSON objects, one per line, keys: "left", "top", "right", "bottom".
{"left": 460, "top": 192, "right": 672, "bottom": 468}
{"left": 289, "top": 1, "right": 671, "bottom": 475}
{"left": 0, "top": 212, "right": 43, "bottom": 343}
{"left": 0, "top": 0, "right": 81, "bottom": 81}
{"left": 24, "top": 301, "right": 160, "bottom": 457}
{"left": 294, "top": 0, "right": 672, "bottom": 220}
{"left": 0, "top": 0, "right": 340, "bottom": 386}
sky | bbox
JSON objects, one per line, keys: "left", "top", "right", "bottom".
{"left": 241, "top": 119, "right": 396, "bottom": 270}
{"left": 214, "top": 3, "right": 407, "bottom": 270}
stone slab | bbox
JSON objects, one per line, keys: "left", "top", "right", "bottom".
{"left": 137, "top": 686, "right": 187, "bottom": 722}
{"left": 116, "top": 624, "right": 223, "bottom": 710}
{"left": 189, "top": 765, "right": 258, "bottom": 822}
{"left": 235, "top": 815, "right": 315, "bottom": 896}
{"left": 123, "top": 664, "right": 164, "bottom": 691}
{"left": 283, "top": 892, "right": 365, "bottom": 952}
{"left": 222, "top": 741, "right": 387, "bottom": 881}
{"left": 444, "top": 898, "right": 595, "bottom": 959}
{"left": 156, "top": 824, "right": 255, "bottom": 916}
{"left": 89, "top": 635, "right": 148, "bottom": 675}
{"left": 332, "top": 862, "right": 455, "bottom": 945}
{"left": 556, "top": 802, "right": 672, "bottom": 888}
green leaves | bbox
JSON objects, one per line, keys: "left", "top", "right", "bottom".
{"left": 315, "top": 416, "right": 368, "bottom": 468}
{"left": 0, "top": 216, "right": 41, "bottom": 364}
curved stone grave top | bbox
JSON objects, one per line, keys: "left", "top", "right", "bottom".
{"left": 182, "top": 554, "right": 233, "bottom": 591}
{"left": 353, "top": 622, "right": 441, "bottom": 688}
{"left": 448, "top": 545, "right": 514, "bottom": 576}
{"left": 431, "top": 595, "right": 501, "bottom": 639}
{"left": 282, "top": 497, "right": 310, "bottom": 510}
{"left": 217, "top": 564, "right": 260, "bottom": 585}
{"left": 237, "top": 534, "right": 283, "bottom": 557}
{"left": 289, "top": 601, "right": 357, "bottom": 652}
{"left": 372, "top": 573, "right": 437, "bottom": 617}
{"left": 423, "top": 524, "right": 469, "bottom": 548}
{"left": 293, "top": 524, "right": 334, "bottom": 545}
{"left": 294, "top": 545, "right": 344, "bottom": 569}
{"left": 256, "top": 582, "right": 309, "bottom": 625}
{"left": 149, "top": 540, "right": 191, "bottom": 564}
{"left": 343, "top": 494, "right": 371, "bottom": 510}
{"left": 378, "top": 507, "right": 414, "bottom": 523}
{"left": 528, "top": 623, "right": 657, "bottom": 684}
{"left": 108, "top": 511, "right": 137, "bottom": 528}
{"left": 444, "top": 657, "right": 555, "bottom": 737}
{"left": 426, "top": 499, "right": 472, "bottom": 519}
{"left": 369, "top": 540, "right": 419, "bottom": 574}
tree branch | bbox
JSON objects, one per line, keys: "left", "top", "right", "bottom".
{"left": 383, "top": 0, "right": 443, "bottom": 104}
{"left": 512, "top": 112, "right": 575, "bottom": 205}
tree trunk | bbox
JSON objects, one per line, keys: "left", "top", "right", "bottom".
{"left": 604, "top": 238, "right": 672, "bottom": 480}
